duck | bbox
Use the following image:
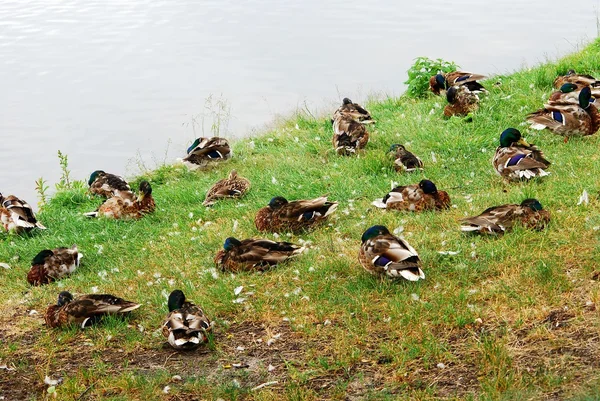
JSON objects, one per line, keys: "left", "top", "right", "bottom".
{"left": 527, "top": 87, "right": 600, "bottom": 138}
{"left": 429, "top": 71, "right": 486, "bottom": 95}
{"left": 163, "top": 290, "right": 211, "bottom": 350}
{"left": 443, "top": 85, "right": 479, "bottom": 117}
{"left": 358, "top": 225, "right": 424, "bottom": 281}
{"left": 84, "top": 181, "right": 155, "bottom": 219}
{"left": 203, "top": 170, "right": 250, "bottom": 206}
{"left": 460, "top": 198, "right": 550, "bottom": 234}
{"left": 0, "top": 193, "right": 46, "bottom": 234}
{"left": 372, "top": 180, "right": 450, "bottom": 211}
{"left": 492, "top": 128, "right": 550, "bottom": 181}
{"left": 389, "top": 144, "right": 423, "bottom": 172}
{"left": 88, "top": 170, "right": 133, "bottom": 199}
{"left": 27, "top": 245, "right": 83, "bottom": 285}
{"left": 548, "top": 83, "right": 600, "bottom": 103}
{"left": 553, "top": 70, "right": 600, "bottom": 89}
{"left": 45, "top": 291, "right": 141, "bottom": 328}
{"left": 255, "top": 196, "right": 338, "bottom": 233}
{"left": 333, "top": 98, "right": 374, "bottom": 123}
{"left": 214, "top": 237, "right": 304, "bottom": 273}
{"left": 332, "top": 115, "right": 369, "bottom": 155}
{"left": 183, "top": 137, "right": 232, "bottom": 169}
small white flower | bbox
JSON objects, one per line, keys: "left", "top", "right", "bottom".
{"left": 271, "top": 176, "right": 278, "bottom": 184}
{"left": 91, "top": 286, "right": 99, "bottom": 293}
{"left": 437, "top": 363, "right": 446, "bottom": 369}
{"left": 411, "top": 293, "right": 420, "bottom": 301}
{"left": 431, "top": 152, "right": 437, "bottom": 163}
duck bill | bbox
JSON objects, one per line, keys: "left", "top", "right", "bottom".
{"left": 517, "top": 138, "right": 530, "bottom": 147}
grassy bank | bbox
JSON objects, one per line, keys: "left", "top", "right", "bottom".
{"left": 2, "top": 39, "right": 600, "bottom": 400}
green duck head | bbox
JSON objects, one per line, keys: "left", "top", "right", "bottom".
{"left": 419, "top": 179, "right": 438, "bottom": 194}
{"left": 342, "top": 98, "right": 352, "bottom": 105}
{"left": 389, "top": 144, "right": 406, "bottom": 153}
{"left": 31, "top": 249, "right": 54, "bottom": 265}
{"left": 268, "top": 196, "right": 288, "bottom": 209}
{"left": 187, "top": 138, "right": 201, "bottom": 154}
{"left": 559, "top": 83, "right": 578, "bottom": 93}
{"left": 223, "top": 237, "right": 242, "bottom": 251}
{"left": 499, "top": 128, "right": 529, "bottom": 147}
{"left": 579, "top": 87, "right": 592, "bottom": 109}
{"left": 521, "top": 198, "right": 543, "bottom": 211}
{"left": 57, "top": 291, "right": 74, "bottom": 306}
{"left": 361, "top": 225, "right": 390, "bottom": 243}
{"left": 167, "top": 289, "right": 186, "bottom": 312}
{"left": 88, "top": 170, "right": 105, "bottom": 186}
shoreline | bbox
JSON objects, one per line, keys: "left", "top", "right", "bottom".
{"left": 1, "top": 38, "right": 600, "bottom": 400}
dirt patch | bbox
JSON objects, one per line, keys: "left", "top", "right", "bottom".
{"left": 0, "top": 320, "right": 306, "bottom": 400}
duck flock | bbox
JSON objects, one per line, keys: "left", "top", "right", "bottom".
{"left": 1, "top": 68, "right": 599, "bottom": 350}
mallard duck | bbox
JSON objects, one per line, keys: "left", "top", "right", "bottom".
{"left": 88, "top": 170, "right": 132, "bottom": 199}
{"left": 429, "top": 71, "right": 486, "bottom": 95}
{"left": 527, "top": 87, "right": 600, "bottom": 138}
{"left": 0, "top": 193, "right": 46, "bottom": 234}
{"left": 333, "top": 98, "right": 374, "bottom": 123}
{"left": 549, "top": 83, "right": 600, "bottom": 103}
{"left": 27, "top": 245, "right": 83, "bottom": 285}
{"left": 332, "top": 115, "right": 369, "bottom": 155}
{"left": 45, "top": 291, "right": 141, "bottom": 328}
{"left": 460, "top": 198, "right": 550, "bottom": 234}
{"left": 255, "top": 196, "right": 338, "bottom": 233}
{"left": 492, "top": 128, "right": 550, "bottom": 181}
{"left": 214, "top": 237, "right": 304, "bottom": 273}
{"left": 183, "top": 137, "right": 231, "bottom": 169}
{"left": 203, "top": 170, "right": 250, "bottom": 206}
{"left": 372, "top": 180, "right": 450, "bottom": 211}
{"left": 389, "top": 144, "right": 423, "bottom": 172}
{"left": 358, "top": 225, "right": 424, "bottom": 281}
{"left": 443, "top": 85, "right": 479, "bottom": 117}
{"left": 84, "top": 181, "right": 155, "bottom": 219}
{"left": 163, "top": 290, "right": 211, "bottom": 350}
{"left": 553, "top": 70, "right": 600, "bottom": 89}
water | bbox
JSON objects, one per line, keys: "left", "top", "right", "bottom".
{"left": 0, "top": 0, "right": 598, "bottom": 205}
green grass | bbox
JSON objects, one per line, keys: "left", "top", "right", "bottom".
{"left": 2, "top": 39, "right": 600, "bottom": 400}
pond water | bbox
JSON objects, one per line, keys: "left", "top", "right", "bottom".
{"left": 0, "top": 0, "right": 598, "bottom": 205}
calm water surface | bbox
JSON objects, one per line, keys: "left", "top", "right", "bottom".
{"left": 0, "top": 0, "right": 598, "bottom": 204}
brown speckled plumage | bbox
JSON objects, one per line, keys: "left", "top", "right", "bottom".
{"left": 372, "top": 180, "right": 450, "bottom": 212}
{"left": 460, "top": 199, "right": 550, "bottom": 235}
{"left": 255, "top": 196, "right": 338, "bottom": 233}
{"left": 0, "top": 193, "right": 45, "bottom": 233}
{"left": 358, "top": 225, "right": 424, "bottom": 281}
{"left": 85, "top": 181, "right": 155, "bottom": 219}
{"left": 553, "top": 70, "right": 600, "bottom": 89}
{"left": 215, "top": 237, "right": 304, "bottom": 273}
{"left": 183, "top": 137, "right": 231, "bottom": 169}
{"left": 203, "top": 170, "right": 250, "bottom": 206}
{"left": 333, "top": 98, "right": 374, "bottom": 123}
{"left": 163, "top": 290, "right": 211, "bottom": 350}
{"left": 332, "top": 116, "right": 369, "bottom": 155}
{"left": 45, "top": 292, "right": 141, "bottom": 328}
{"left": 429, "top": 71, "right": 486, "bottom": 95}
{"left": 443, "top": 85, "right": 479, "bottom": 117}
{"left": 27, "top": 246, "right": 82, "bottom": 285}
{"left": 88, "top": 170, "right": 132, "bottom": 199}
